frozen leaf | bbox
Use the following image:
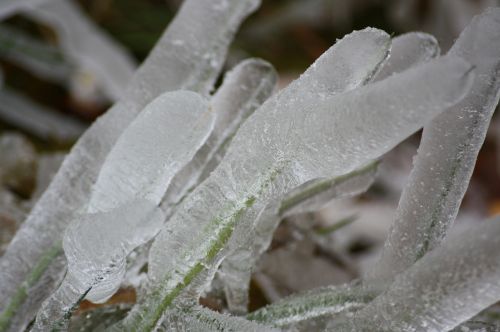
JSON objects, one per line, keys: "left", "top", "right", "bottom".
{"left": 160, "top": 306, "right": 279, "bottom": 332}
{"left": 368, "top": 7, "right": 500, "bottom": 285}
{"left": 0, "top": 88, "right": 86, "bottom": 142}
{"left": 247, "top": 284, "right": 375, "bottom": 327}
{"left": 334, "top": 217, "right": 500, "bottom": 332}
{"left": 22, "top": 0, "right": 137, "bottom": 101}
{"left": 115, "top": 32, "right": 474, "bottom": 329}
{"left": 0, "top": 0, "right": 259, "bottom": 330}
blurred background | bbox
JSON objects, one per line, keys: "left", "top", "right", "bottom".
{"left": 1, "top": 0, "right": 499, "bottom": 312}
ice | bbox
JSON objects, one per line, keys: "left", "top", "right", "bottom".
{"left": 22, "top": 0, "right": 137, "bottom": 102}
{"left": 220, "top": 162, "right": 378, "bottom": 314}
{"left": 32, "top": 201, "right": 164, "bottom": 331}
{"left": 160, "top": 59, "right": 277, "bottom": 215}
{"left": 0, "top": 1, "right": 259, "bottom": 330}
{"left": 334, "top": 216, "right": 500, "bottom": 332}
{"left": 219, "top": 30, "right": 439, "bottom": 314}
{"left": 114, "top": 34, "right": 474, "bottom": 329}
{"left": 88, "top": 91, "right": 215, "bottom": 213}
{"left": 367, "top": 8, "right": 500, "bottom": 285}
{"left": 247, "top": 284, "right": 375, "bottom": 328}
{"left": 32, "top": 91, "right": 214, "bottom": 330}
{"left": 0, "top": 88, "right": 86, "bottom": 142}
{"left": 159, "top": 305, "right": 279, "bottom": 332}
{"left": 374, "top": 32, "right": 440, "bottom": 81}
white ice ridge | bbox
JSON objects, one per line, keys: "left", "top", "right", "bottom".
{"left": 115, "top": 28, "right": 474, "bottom": 330}
{"left": 368, "top": 7, "right": 500, "bottom": 286}
{"left": 0, "top": 1, "right": 259, "bottom": 330}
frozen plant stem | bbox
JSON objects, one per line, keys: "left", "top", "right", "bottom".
{"left": 368, "top": 7, "right": 500, "bottom": 286}
{"left": 0, "top": 0, "right": 261, "bottom": 331}
{"left": 114, "top": 35, "right": 474, "bottom": 330}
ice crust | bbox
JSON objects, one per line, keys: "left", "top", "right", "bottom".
{"left": 368, "top": 7, "right": 500, "bottom": 285}
{"left": 114, "top": 27, "right": 475, "bottom": 329}
{"left": 0, "top": 1, "right": 259, "bottom": 330}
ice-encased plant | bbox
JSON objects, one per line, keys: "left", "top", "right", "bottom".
{"left": 0, "top": 1, "right": 499, "bottom": 332}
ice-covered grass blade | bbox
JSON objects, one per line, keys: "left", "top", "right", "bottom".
{"left": 368, "top": 7, "right": 500, "bottom": 286}
{"left": 113, "top": 32, "right": 474, "bottom": 330}
{"left": 0, "top": 1, "right": 260, "bottom": 330}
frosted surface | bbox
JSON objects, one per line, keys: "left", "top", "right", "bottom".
{"left": 116, "top": 38, "right": 474, "bottom": 329}
{"left": 221, "top": 163, "right": 378, "bottom": 313}
{"left": 335, "top": 217, "right": 500, "bottom": 332}
{"left": 160, "top": 306, "right": 279, "bottom": 332}
{"left": 219, "top": 30, "right": 440, "bottom": 314}
{"left": 0, "top": 1, "right": 259, "bottom": 330}
{"left": 248, "top": 284, "right": 375, "bottom": 327}
{"left": 368, "top": 7, "right": 500, "bottom": 285}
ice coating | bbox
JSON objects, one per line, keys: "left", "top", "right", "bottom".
{"left": 22, "top": 0, "right": 136, "bottom": 102}
{"left": 0, "top": 1, "right": 260, "bottom": 330}
{"left": 368, "top": 7, "right": 500, "bottom": 285}
{"left": 181, "top": 28, "right": 391, "bottom": 312}
{"left": 160, "top": 306, "right": 279, "bottom": 332}
{"left": 247, "top": 284, "right": 375, "bottom": 327}
{"left": 374, "top": 32, "right": 440, "bottom": 81}
{"left": 219, "top": 31, "right": 444, "bottom": 314}
{"left": 33, "top": 91, "right": 214, "bottom": 330}
{"left": 115, "top": 48, "right": 474, "bottom": 329}
{"left": 221, "top": 163, "right": 378, "bottom": 314}
{"left": 160, "top": 59, "right": 278, "bottom": 214}
{"left": 88, "top": 91, "right": 214, "bottom": 213}
{"left": 32, "top": 201, "right": 164, "bottom": 331}
{"left": 335, "top": 217, "right": 500, "bottom": 332}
